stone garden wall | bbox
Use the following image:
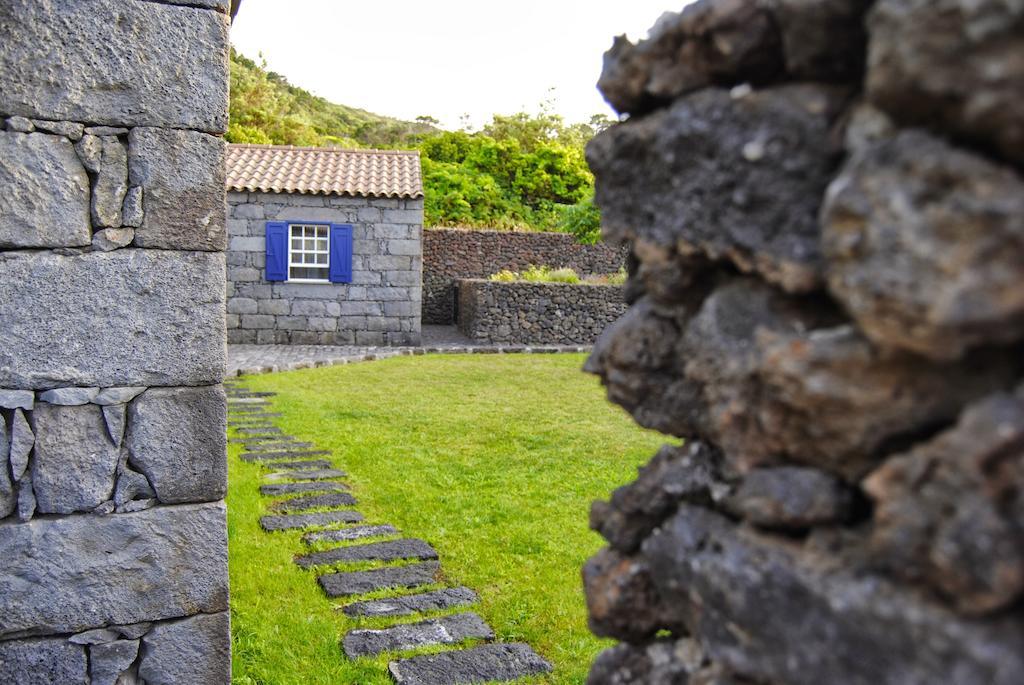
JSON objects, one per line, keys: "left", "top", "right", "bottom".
{"left": 423, "top": 228, "right": 626, "bottom": 324}
{"left": 0, "top": 1, "right": 231, "bottom": 682}
{"left": 227, "top": 191, "right": 423, "bottom": 346}
{"left": 582, "top": 1, "right": 1024, "bottom": 683}
{"left": 457, "top": 280, "right": 626, "bottom": 345}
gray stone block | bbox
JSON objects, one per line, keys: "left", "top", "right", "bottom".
{"left": 69, "top": 628, "right": 120, "bottom": 645}
{"left": 16, "top": 470, "right": 35, "bottom": 522}
{"left": 129, "top": 127, "right": 226, "bottom": 251}
{"left": 343, "top": 612, "right": 493, "bottom": 658}
{"left": 382, "top": 208, "right": 422, "bottom": 224}
{"left": 291, "top": 300, "right": 327, "bottom": 316}
{"left": 0, "top": 0, "right": 229, "bottom": 132}
{"left": 0, "top": 389, "right": 33, "bottom": 410}
{"left": 94, "top": 387, "right": 146, "bottom": 406}
{"left": 138, "top": 612, "right": 230, "bottom": 685}
{"left": 31, "top": 403, "right": 119, "bottom": 514}
{"left": 38, "top": 387, "right": 99, "bottom": 405}
{"left": 92, "top": 227, "right": 135, "bottom": 252}
{"left": 265, "top": 468, "right": 348, "bottom": 482}
{"left": 0, "top": 131, "right": 90, "bottom": 248}
{"left": 0, "top": 636, "right": 87, "bottom": 685}
{"left": 8, "top": 408, "right": 33, "bottom": 480}
{"left": 0, "top": 250, "right": 226, "bottom": 389}
{"left": 5, "top": 116, "right": 33, "bottom": 132}
{"left": 260, "top": 459, "right": 333, "bottom": 471}
{"left": 258, "top": 299, "right": 290, "bottom": 315}
{"left": 260, "top": 482, "right": 349, "bottom": 497}
{"left": 342, "top": 587, "right": 479, "bottom": 618}
{"left": 126, "top": 386, "right": 227, "bottom": 505}
{"left": 89, "top": 639, "right": 139, "bottom": 685}
{"left": 319, "top": 561, "right": 441, "bottom": 598}
{"left": 304, "top": 524, "right": 398, "bottom": 545}
{"left": 0, "top": 419, "right": 14, "bottom": 519}
{"left": 387, "top": 239, "right": 421, "bottom": 256}
{"left": 269, "top": 491, "right": 356, "bottom": 512}
{"left": 241, "top": 314, "right": 275, "bottom": 330}
{"left": 296, "top": 538, "right": 438, "bottom": 569}
{"left": 29, "top": 119, "right": 84, "bottom": 140}
{"left": 76, "top": 134, "right": 127, "bottom": 228}
{"left": 388, "top": 643, "right": 552, "bottom": 684}
{"left": 101, "top": 404, "right": 127, "bottom": 448}
{"left": 227, "top": 298, "right": 258, "bottom": 315}
{"left": 259, "top": 510, "right": 364, "bottom": 531}
{"left": 122, "top": 185, "right": 144, "bottom": 228}
{"left": 0, "top": 502, "right": 228, "bottom": 638}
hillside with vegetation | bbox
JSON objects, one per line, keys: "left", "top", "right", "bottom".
{"left": 227, "top": 50, "right": 608, "bottom": 242}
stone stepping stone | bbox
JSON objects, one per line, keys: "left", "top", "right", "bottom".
{"left": 388, "top": 643, "right": 552, "bottom": 684}
{"left": 227, "top": 398, "right": 270, "bottom": 404}
{"left": 228, "top": 412, "right": 282, "bottom": 419}
{"left": 260, "top": 459, "right": 333, "bottom": 471}
{"left": 241, "top": 449, "right": 330, "bottom": 461}
{"left": 230, "top": 434, "right": 282, "bottom": 443}
{"left": 343, "top": 612, "right": 493, "bottom": 658}
{"left": 230, "top": 424, "right": 276, "bottom": 431}
{"left": 303, "top": 524, "right": 397, "bottom": 545}
{"left": 260, "top": 510, "right": 364, "bottom": 532}
{"left": 237, "top": 426, "right": 282, "bottom": 434}
{"left": 296, "top": 538, "right": 437, "bottom": 569}
{"left": 269, "top": 492, "right": 356, "bottom": 513}
{"left": 261, "top": 482, "right": 350, "bottom": 497}
{"left": 229, "top": 406, "right": 271, "bottom": 414}
{"left": 342, "top": 587, "right": 479, "bottom": 618}
{"left": 242, "top": 441, "right": 314, "bottom": 451}
{"left": 265, "top": 468, "right": 347, "bottom": 482}
{"left": 319, "top": 560, "right": 440, "bottom": 598}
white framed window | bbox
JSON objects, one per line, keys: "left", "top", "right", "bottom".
{"left": 288, "top": 223, "right": 330, "bottom": 283}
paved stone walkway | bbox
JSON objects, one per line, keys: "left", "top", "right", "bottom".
{"left": 224, "top": 380, "right": 552, "bottom": 684}
{"left": 228, "top": 325, "right": 589, "bottom": 377}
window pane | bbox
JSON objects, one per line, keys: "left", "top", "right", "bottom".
{"left": 291, "top": 239, "right": 301, "bottom": 250}
{"left": 316, "top": 253, "right": 328, "bottom": 264}
{"left": 317, "top": 239, "right": 327, "bottom": 251}
{"left": 303, "top": 239, "right": 313, "bottom": 250}
{"left": 316, "top": 227, "right": 327, "bottom": 238}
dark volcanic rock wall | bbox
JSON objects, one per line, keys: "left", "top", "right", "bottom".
{"left": 457, "top": 280, "right": 627, "bottom": 345}
{"left": 583, "top": 1, "right": 1024, "bottom": 683}
{"left": 423, "top": 228, "right": 627, "bottom": 324}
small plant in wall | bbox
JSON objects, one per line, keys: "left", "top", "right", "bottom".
{"left": 489, "top": 265, "right": 581, "bottom": 284}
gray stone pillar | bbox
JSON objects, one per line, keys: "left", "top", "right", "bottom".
{"left": 0, "top": 1, "right": 231, "bottom": 682}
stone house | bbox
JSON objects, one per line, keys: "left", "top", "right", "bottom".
{"left": 225, "top": 144, "right": 424, "bottom": 346}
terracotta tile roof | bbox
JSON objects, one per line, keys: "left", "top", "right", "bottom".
{"left": 225, "top": 144, "right": 423, "bottom": 199}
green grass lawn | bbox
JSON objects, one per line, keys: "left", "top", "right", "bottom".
{"left": 228, "top": 353, "right": 668, "bottom": 684}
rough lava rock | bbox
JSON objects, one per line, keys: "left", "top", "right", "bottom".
{"left": 0, "top": 637, "right": 87, "bottom": 685}
{"left": 726, "top": 466, "right": 854, "bottom": 530}
{"left": 639, "top": 505, "right": 1024, "bottom": 685}
{"left": 866, "top": 0, "right": 1024, "bottom": 164}
{"left": 588, "top": 85, "right": 848, "bottom": 293}
{"left": 863, "top": 387, "right": 1024, "bottom": 615}
{"left": 597, "top": 0, "right": 871, "bottom": 116}
{"left": 823, "top": 129, "right": 1024, "bottom": 360}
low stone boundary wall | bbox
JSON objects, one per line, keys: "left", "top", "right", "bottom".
{"left": 424, "top": 228, "right": 626, "bottom": 324}
{"left": 457, "top": 279, "right": 626, "bottom": 345}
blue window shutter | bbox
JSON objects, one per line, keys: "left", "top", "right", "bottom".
{"left": 265, "top": 221, "right": 288, "bottom": 281}
{"left": 329, "top": 224, "right": 353, "bottom": 283}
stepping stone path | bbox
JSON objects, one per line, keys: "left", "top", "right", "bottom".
{"left": 269, "top": 491, "right": 357, "bottom": 513}
{"left": 265, "top": 468, "right": 348, "bottom": 482}
{"left": 260, "top": 481, "right": 350, "bottom": 497}
{"left": 343, "top": 587, "right": 479, "bottom": 618}
{"left": 343, "top": 612, "right": 494, "bottom": 657}
{"left": 295, "top": 538, "right": 438, "bottom": 569}
{"left": 303, "top": 524, "right": 397, "bottom": 544}
{"left": 226, "top": 380, "right": 552, "bottom": 683}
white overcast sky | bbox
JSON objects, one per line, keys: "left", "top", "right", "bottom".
{"left": 230, "top": 0, "right": 686, "bottom": 130}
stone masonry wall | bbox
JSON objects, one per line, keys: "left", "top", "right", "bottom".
{"left": 0, "top": 1, "right": 231, "bottom": 682}
{"left": 227, "top": 191, "right": 423, "bottom": 346}
{"left": 457, "top": 280, "right": 626, "bottom": 345}
{"left": 423, "top": 228, "right": 626, "bottom": 324}
{"left": 583, "top": 1, "right": 1024, "bottom": 684}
